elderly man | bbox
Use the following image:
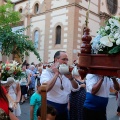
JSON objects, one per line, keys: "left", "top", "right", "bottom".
{"left": 40, "top": 51, "right": 80, "bottom": 120}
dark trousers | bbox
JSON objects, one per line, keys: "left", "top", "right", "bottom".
{"left": 20, "top": 85, "right": 28, "bottom": 95}
{"left": 83, "top": 107, "right": 107, "bottom": 120}
{"left": 47, "top": 100, "right": 68, "bottom": 120}
{"left": 55, "top": 111, "right": 68, "bottom": 120}
{"left": 117, "top": 106, "right": 120, "bottom": 112}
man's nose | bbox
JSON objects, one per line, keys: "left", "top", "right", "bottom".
{"left": 63, "top": 60, "right": 68, "bottom": 64}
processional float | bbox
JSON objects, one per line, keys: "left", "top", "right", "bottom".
{"left": 78, "top": 0, "right": 120, "bottom": 79}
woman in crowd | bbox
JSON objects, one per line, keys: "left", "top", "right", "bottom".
{"left": 0, "top": 79, "right": 19, "bottom": 120}
{"left": 69, "top": 74, "right": 86, "bottom": 120}
{"left": 20, "top": 64, "right": 31, "bottom": 104}
{"left": 8, "top": 77, "right": 21, "bottom": 117}
{"left": 29, "top": 65, "right": 36, "bottom": 96}
{"left": 0, "top": 81, "right": 10, "bottom": 120}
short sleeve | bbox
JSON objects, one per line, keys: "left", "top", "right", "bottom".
{"left": 40, "top": 70, "right": 53, "bottom": 84}
{"left": 26, "top": 70, "right": 31, "bottom": 76}
{"left": 86, "top": 74, "right": 99, "bottom": 92}
{"left": 30, "top": 95, "right": 36, "bottom": 106}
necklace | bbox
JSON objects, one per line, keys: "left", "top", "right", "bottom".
{"left": 58, "top": 75, "right": 64, "bottom": 90}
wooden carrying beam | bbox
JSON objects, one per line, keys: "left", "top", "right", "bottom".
{"left": 78, "top": 53, "right": 120, "bottom": 77}
{"left": 40, "top": 83, "right": 47, "bottom": 120}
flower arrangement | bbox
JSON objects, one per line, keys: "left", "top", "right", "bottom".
{"left": 91, "top": 16, "right": 120, "bottom": 54}
{"left": 1, "top": 60, "right": 24, "bottom": 81}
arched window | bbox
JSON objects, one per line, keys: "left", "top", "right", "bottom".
{"left": 107, "top": 0, "right": 118, "bottom": 14}
{"left": 55, "top": 25, "right": 61, "bottom": 44}
{"left": 19, "top": 8, "right": 22, "bottom": 13}
{"left": 34, "top": 30, "right": 39, "bottom": 49}
{"left": 34, "top": 3, "right": 39, "bottom": 14}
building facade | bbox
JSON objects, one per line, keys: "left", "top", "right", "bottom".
{"left": 1, "top": 0, "right": 120, "bottom": 64}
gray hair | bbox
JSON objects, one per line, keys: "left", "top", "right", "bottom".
{"left": 29, "top": 65, "right": 35, "bottom": 69}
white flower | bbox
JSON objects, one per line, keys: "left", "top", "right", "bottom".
{"left": 116, "top": 38, "right": 120, "bottom": 45}
{"left": 109, "top": 33, "right": 113, "bottom": 38}
{"left": 113, "top": 19, "right": 120, "bottom": 28}
{"left": 109, "top": 18, "right": 114, "bottom": 25}
{"left": 111, "top": 24, "right": 115, "bottom": 28}
{"left": 100, "top": 36, "right": 113, "bottom": 47}
{"left": 12, "top": 60, "right": 19, "bottom": 66}
{"left": 109, "top": 37, "right": 115, "bottom": 42}
{"left": 92, "top": 16, "right": 120, "bottom": 54}
{"left": 105, "top": 26, "right": 110, "bottom": 31}
{"left": 114, "top": 33, "right": 119, "bottom": 39}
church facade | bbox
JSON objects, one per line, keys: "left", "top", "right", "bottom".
{"left": 1, "top": 0, "right": 120, "bottom": 64}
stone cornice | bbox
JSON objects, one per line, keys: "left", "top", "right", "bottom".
{"left": 31, "top": 2, "right": 100, "bottom": 18}
{"left": 9, "top": 1, "right": 111, "bottom": 20}
{"left": 99, "top": 12, "right": 111, "bottom": 20}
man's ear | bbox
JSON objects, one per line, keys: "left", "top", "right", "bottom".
{"left": 37, "top": 116, "right": 41, "bottom": 120}
{"left": 54, "top": 58, "right": 58, "bottom": 62}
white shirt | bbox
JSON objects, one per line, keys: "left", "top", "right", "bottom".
{"left": 40, "top": 69, "right": 80, "bottom": 104}
{"left": 86, "top": 74, "right": 114, "bottom": 98}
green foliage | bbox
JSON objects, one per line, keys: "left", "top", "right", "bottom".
{"left": 108, "top": 45, "right": 120, "bottom": 54}
{"left": 0, "top": 1, "right": 41, "bottom": 62}
{"left": 0, "top": 26, "right": 41, "bottom": 61}
{"left": 0, "top": 0, "right": 20, "bottom": 26}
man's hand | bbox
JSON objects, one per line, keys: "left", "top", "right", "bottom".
{"left": 64, "top": 73, "right": 73, "bottom": 81}
{"left": 11, "top": 102, "right": 17, "bottom": 109}
{"left": 50, "top": 62, "right": 59, "bottom": 75}
{"left": 80, "top": 84, "right": 86, "bottom": 88}
{"left": 65, "top": 73, "right": 79, "bottom": 89}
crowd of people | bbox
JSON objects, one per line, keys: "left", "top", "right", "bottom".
{"left": 0, "top": 50, "right": 120, "bottom": 120}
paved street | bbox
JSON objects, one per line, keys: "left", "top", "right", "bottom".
{"left": 18, "top": 94, "right": 120, "bottom": 120}
{"left": 18, "top": 99, "right": 30, "bottom": 120}
{"left": 107, "top": 95, "right": 119, "bottom": 120}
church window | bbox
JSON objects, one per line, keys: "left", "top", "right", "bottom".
{"left": 34, "top": 3, "right": 39, "bottom": 14}
{"left": 34, "top": 30, "right": 39, "bottom": 49}
{"left": 19, "top": 8, "right": 22, "bottom": 13}
{"left": 107, "top": 0, "right": 118, "bottom": 14}
{"left": 55, "top": 25, "right": 61, "bottom": 44}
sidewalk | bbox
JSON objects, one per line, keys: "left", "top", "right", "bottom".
{"left": 107, "top": 94, "right": 119, "bottom": 120}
